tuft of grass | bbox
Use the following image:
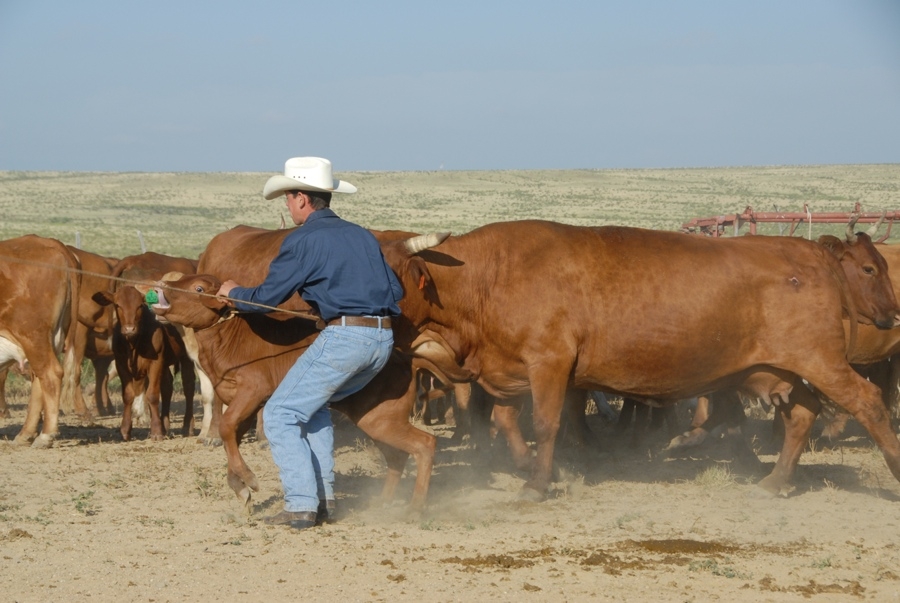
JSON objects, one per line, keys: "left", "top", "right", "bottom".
{"left": 689, "top": 557, "right": 752, "bottom": 580}
{"left": 73, "top": 490, "right": 99, "bottom": 516}
{"left": 811, "top": 556, "right": 833, "bottom": 569}
{"left": 194, "top": 467, "right": 215, "bottom": 498}
{"left": 419, "top": 519, "right": 439, "bottom": 531}
{"left": 615, "top": 512, "right": 641, "bottom": 529}
{"left": 693, "top": 464, "right": 736, "bottom": 489}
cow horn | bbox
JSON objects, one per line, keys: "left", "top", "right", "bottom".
{"left": 867, "top": 210, "right": 886, "bottom": 237}
{"left": 846, "top": 213, "right": 860, "bottom": 243}
{"left": 403, "top": 232, "right": 452, "bottom": 254}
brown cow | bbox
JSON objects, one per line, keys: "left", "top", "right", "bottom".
{"left": 66, "top": 247, "right": 119, "bottom": 419}
{"left": 93, "top": 252, "right": 199, "bottom": 440}
{"left": 146, "top": 273, "right": 436, "bottom": 514}
{"left": 669, "top": 242, "right": 900, "bottom": 452}
{"left": 193, "top": 226, "right": 314, "bottom": 444}
{"left": 0, "top": 235, "right": 81, "bottom": 447}
{"left": 378, "top": 221, "right": 900, "bottom": 500}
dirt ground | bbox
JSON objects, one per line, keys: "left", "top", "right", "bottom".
{"left": 2, "top": 392, "right": 900, "bottom": 603}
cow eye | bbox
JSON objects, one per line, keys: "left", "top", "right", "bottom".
{"left": 195, "top": 286, "right": 204, "bottom": 293}
{"left": 863, "top": 266, "right": 876, "bottom": 275}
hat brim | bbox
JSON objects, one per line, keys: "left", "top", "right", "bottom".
{"left": 263, "top": 175, "right": 357, "bottom": 200}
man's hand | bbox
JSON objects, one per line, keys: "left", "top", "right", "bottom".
{"left": 217, "top": 280, "right": 240, "bottom": 307}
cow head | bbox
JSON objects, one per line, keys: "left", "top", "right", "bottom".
{"left": 92, "top": 286, "right": 150, "bottom": 341}
{"left": 819, "top": 231, "right": 900, "bottom": 330}
{"left": 140, "top": 274, "right": 229, "bottom": 330}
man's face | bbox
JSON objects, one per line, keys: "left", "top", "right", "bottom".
{"left": 284, "top": 190, "right": 307, "bottom": 225}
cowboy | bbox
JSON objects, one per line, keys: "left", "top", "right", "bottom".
{"left": 217, "top": 156, "right": 402, "bottom": 530}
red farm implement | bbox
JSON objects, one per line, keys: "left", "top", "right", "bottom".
{"left": 680, "top": 203, "right": 899, "bottom": 242}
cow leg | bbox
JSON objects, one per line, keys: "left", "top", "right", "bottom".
{"left": 354, "top": 389, "right": 437, "bottom": 515}
{"left": 219, "top": 394, "right": 263, "bottom": 506}
{"left": 521, "top": 371, "right": 568, "bottom": 501}
{"left": 492, "top": 397, "right": 533, "bottom": 471}
{"left": 449, "top": 382, "right": 472, "bottom": 442}
{"left": 13, "top": 374, "right": 43, "bottom": 445}
{"left": 561, "top": 389, "right": 592, "bottom": 447}
{"left": 255, "top": 407, "right": 267, "bottom": 446}
{"left": 145, "top": 364, "right": 168, "bottom": 441}
{"left": 20, "top": 351, "right": 65, "bottom": 448}
{"left": 201, "top": 394, "right": 224, "bottom": 447}
{"left": 195, "top": 366, "right": 215, "bottom": 441}
{"left": 616, "top": 398, "right": 637, "bottom": 434}
{"left": 826, "top": 377, "right": 900, "bottom": 484}
{"left": 180, "top": 360, "right": 196, "bottom": 437}
{"left": 92, "top": 357, "right": 115, "bottom": 416}
{"left": 757, "top": 385, "right": 820, "bottom": 497}
{"left": 668, "top": 395, "right": 714, "bottom": 451}
{"left": 119, "top": 379, "right": 137, "bottom": 441}
{"left": 68, "top": 322, "right": 92, "bottom": 424}
{"left": 692, "top": 395, "right": 711, "bottom": 429}
{"left": 161, "top": 368, "right": 174, "bottom": 434}
{"left": 630, "top": 401, "right": 650, "bottom": 448}
{"left": 820, "top": 405, "right": 851, "bottom": 442}
{"left": 0, "top": 367, "right": 9, "bottom": 419}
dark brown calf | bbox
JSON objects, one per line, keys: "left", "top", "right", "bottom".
{"left": 93, "top": 286, "right": 196, "bottom": 441}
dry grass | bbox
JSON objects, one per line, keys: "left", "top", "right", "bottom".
{"left": 2, "top": 164, "right": 898, "bottom": 259}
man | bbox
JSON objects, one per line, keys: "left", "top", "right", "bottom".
{"left": 217, "top": 157, "right": 402, "bottom": 530}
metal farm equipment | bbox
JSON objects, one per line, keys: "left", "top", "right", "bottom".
{"left": 680, "top": 203, "right": 900, "bottom": 242}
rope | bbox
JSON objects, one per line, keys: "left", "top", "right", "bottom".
{"left": 0, "top": 253, "right": 320, "bottom": 321}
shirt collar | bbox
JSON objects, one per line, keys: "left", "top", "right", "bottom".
{"left": 304, "top": 208, "right": 338, "bottom": 225}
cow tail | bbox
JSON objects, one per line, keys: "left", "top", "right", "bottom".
{"left": 59, "top": 252, "right": 82, "bottom": 413}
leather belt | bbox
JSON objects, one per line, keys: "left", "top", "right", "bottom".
{"left": 323, "top": 316, "right": 391, "bottom": 329}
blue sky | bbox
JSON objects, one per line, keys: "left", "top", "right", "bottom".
{"left": 1, "top": 1, "right": 898, "bottom": 172}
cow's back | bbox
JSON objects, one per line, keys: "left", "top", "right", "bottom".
{"left": 198, "top": 225, "right": 312, "bottom": 313}
{"left": 390, "top": 221, "right": 850, "bottom": 400}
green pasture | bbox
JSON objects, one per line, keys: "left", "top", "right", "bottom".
{"left": 1, "top": 164, "right": 898, "bottom": 259}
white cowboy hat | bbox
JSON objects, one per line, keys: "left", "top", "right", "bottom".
{"left": 263, "top": 157, "right": 357, "bottom": 200}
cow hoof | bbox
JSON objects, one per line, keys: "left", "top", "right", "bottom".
{"left": 30, "top": 433, "right": 56, "bottom": 449}
{"left": 237, "top": 487, "right": 252, "bottom": 508}
{"left": 516, "top": 487, "right": 546, "bottom": 503}
{"left": 149, "top": 434, "right": 166, "bottom": 442}
{"left": 11, "top": 434, "right": 35, "bottom": 447}
{"left": 666, "top": 430, "right": 707, "bottom": 452}
{"left": 754, "top": 476, "right": 794, "bottom": 498}
{"left": 199, "top": 436, "right": 223, "bottom": 447}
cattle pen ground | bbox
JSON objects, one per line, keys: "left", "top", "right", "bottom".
{"left": 2, "top": 164, "right": 900, "bottom": 602}
{"left": 3, "top": 391, "right": 900, "bottom": 602}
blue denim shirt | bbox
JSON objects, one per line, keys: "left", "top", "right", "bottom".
{"left": 228, "top": 209, "right": 403, "bottom": 321}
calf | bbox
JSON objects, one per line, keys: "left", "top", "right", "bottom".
{"left": 66, "top": 247, "right": 119, "bottom": 420}
{"left": 147, "top": 273, "right": 436, "bottom": 514}
{"left": 93, "top": 286, "right": 195, "bottom": 440}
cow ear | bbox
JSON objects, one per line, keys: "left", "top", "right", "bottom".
{"left": 133, "top": 282, "right": 152, "bottom": 295}
{"left": 92, "top": 291, "right": 114, "bottom": 306}
{"left": 818, "top": 235, "right": 846, "bottom": 260}
{"left": 408, "top": 257, "right": 433, "bottom": 291}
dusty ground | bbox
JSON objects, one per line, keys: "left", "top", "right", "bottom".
{"left": 2, "top": 393, "right": 900, "bottom": 603}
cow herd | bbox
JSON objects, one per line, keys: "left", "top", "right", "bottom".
{"left": 3, "top": 217, "right": 900, "bottom": 515}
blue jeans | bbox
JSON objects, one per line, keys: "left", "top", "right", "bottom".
{"left": 263, "top": 324, "right": 394, "bottom": 513}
